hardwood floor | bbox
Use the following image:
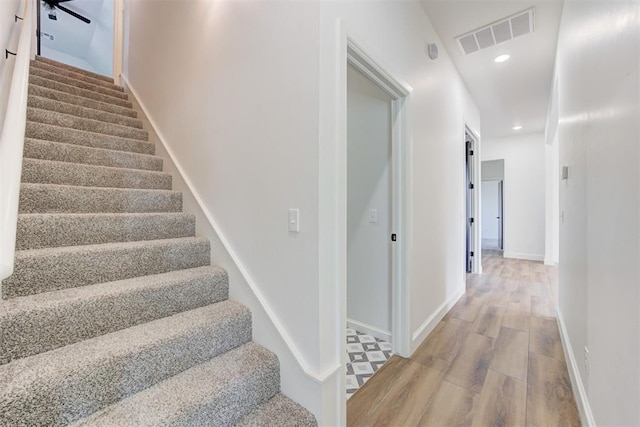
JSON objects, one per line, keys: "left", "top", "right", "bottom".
{"left": 347, "top": 251, "right": 581, "bottom": 427}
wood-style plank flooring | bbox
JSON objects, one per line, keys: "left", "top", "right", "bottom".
{"left": 347, "top": 251, "right": 581, "bottom": 427}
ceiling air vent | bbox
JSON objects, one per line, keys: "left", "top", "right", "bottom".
{"left": 455, "top": 7, "right": 535, "bottom": 55}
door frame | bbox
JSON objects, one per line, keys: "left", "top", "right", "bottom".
{"left": 465, "top": 126, "right": 481, "bottom": 273}
{"left": 345, "top": 39, "right": 411, "bottom": 358}
{"left": 113, "top": 0, "right": 125, "bottom": 84}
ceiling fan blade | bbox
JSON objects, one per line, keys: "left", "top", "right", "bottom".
{"left": 56, "top": 4, "right": 91, "bottom": 24}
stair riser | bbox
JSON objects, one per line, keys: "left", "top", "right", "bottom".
{"left": 0, "top": 270, "right": 229, "bottom": 364}
{"left": 169, "top": 365, "right": 280, "bottom": 426}
{"left": 35, "top": 55, "right": 114, "bottom": 83}
{"left": 26, "top": 122, "right": 155, "bottom": 155}
{"left": 30, "top": 67, "right": 128, "bottom": 100}
{"left": 29, "top": 75, "right": 132, "bottom": 108}
{"left": 2, "top": 239, "right": 210, "bottom": 298}
{"left": 17, "top": 213, "right": 195, "bottom": 250}
{"left": 29, "top": 85, "right": 137, "bottom": 118}
{"left": 23, "top": 139, "right": 163, "bottom": 172}
{"left": 21, "top": 159, "right": 172, "bottom": 190}
{"left": 28, "top": 95, "right": 143, "bottom": 129}
{"left": 28, "top": 108, "right": 148, "bottom": 141}
{"left": 69, "top": 343, "right": 279, "bottom": 427}
{"left": 18, "top": 184, "right": 182, "bottom": 214}
{"left": 31, "top": 60, "right": 123, "bottom": 92}
{"left": 0, "top": 306, "right": 252, "bottom": 426}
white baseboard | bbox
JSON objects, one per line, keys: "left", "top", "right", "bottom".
{"left": 544, "top": 257, "right": 558, "bottom": 266}
{"left": 411, "top": 287, "right": 465, "bottom": 353}
{"left": 347, "top": 318, "right": 391, "bottom": 343}
{"left": 503, "top": 251, "right": 544, "bottom": 262}
{"left": 556, "top": 308, "right": 596, "bottom": 427}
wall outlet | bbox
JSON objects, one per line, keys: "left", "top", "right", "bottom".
{"left": 584, "top": 346, "right": 590, "bottom": 374}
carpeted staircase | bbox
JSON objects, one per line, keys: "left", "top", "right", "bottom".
{"left": 0, "top": 56, "right": 317, "bottom": 426}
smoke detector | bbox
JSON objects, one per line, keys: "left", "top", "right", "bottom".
{"left": 456, "top": 7, "right": 535, "bottom": 55}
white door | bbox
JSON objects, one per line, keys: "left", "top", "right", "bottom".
{"left": 482, "top": 180, "right": 502, "bottom": 250}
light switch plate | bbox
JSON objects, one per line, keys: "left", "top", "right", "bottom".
{"left": 288, "top": 209, "right": 300, "bottom": 232}
{"left": 368, "top": 208, "right": 378, "bottom": 223}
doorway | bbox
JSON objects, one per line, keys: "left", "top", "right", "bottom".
{"left": 342, "top": 41, "right": 410, "bottom": 403}
{"left": 36, "top": 0, "right": 114, "bottom": 76}
{"left": 481, "top": 159, "right": 505, "bottom": 252}
{"left": 481, "top": 180, "right": 504, "bottom": 250}
{"left": 345, "top": 62, "right": 393, "bottom": 398}
{"left": 465, "top": 131, "right": 476, "bottom": 273}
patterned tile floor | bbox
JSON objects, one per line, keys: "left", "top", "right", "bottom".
{"left": 346, "top": 329, "right": 392, "bottom": 399}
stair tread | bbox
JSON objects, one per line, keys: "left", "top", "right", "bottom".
{"left": 1, "top": 265, "right": 225, "bottom": 312}
{"left": 26, "top": 122, "right": 155, "bottom": 155}
{"left": 30, "top": 66, "right": 128, "bottom": 99}
{"left": 70, "top": 342, "right": 278, "bottom": 427}
{"left": 18, "top": 182, "right": 182, "bottom": 214}
{"left": 28, "top": 94, "right": 143, "bottom": 129}
{"left": 23, "top": 138, "right": 163, "bottom": 171}
{"left": 0, "top": 266, "right": 228, "bottom": 364}
{"left": 0, "top": 301, "right": 253, "bottom": 426}
{"left": 31, "top": 61, "right": 124, "bottom": 92}
{"left": 29, "top": 84, "right": 137, "bottom": 118}
{"left": 3, "top": 236, "right": 209, "bottom": 297}
{"left": 29, "top": 75, "right": 132, "bottom": 109}
{"left": 16, "top": 211, "right": 196, "bottom": 249}
{"left": 27, "top": 107, "right": 148, "bottom": 141}
{"left": 21, "top": 157, "right": 171, "bottom": 190}
{"left": 35, "top": 56, "right": 114, "bottom": 83}
{"left": 237, "top": 393, "right": 318, "bottom": 427}
{"left": 13, "top": 236, "right": 208, "bottom": 258}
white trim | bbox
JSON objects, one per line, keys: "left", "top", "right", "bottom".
{"left": 556, "top": 308, "right": 596, "bottom": 427}
{"left": 543, "top": 258, "right": 558, "bottom": 266}
{"left": 466, "top": 125, "right": 482, "bottom": 274}
{"left": 347, "top": 318, "right": 392, "bottom": 343}
{"left": 112, "top": 0, "right": 124, "bottom": 85}
{"left": 503, "top": 252, "right": 544, "bottom": 261}
{"left": 411, "top": 287, "right": 465, "bottom": 350}
{"left": 345, "top": 36, "right": 413, "bottom": 360}
{"left": 121, "top": 75, "right": 338, "bottom": 385}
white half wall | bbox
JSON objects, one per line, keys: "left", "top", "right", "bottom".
{"left": 346, "top": 65, "right": 392, "bottom": 340}
{"left": 0, "top": 0, "right": 22, "bottom": 131}
{"left": 482, "top": 132, "right": 545, "bottom": 261}
{"left": 550, "top": 1, "right": 640, "bottom": 426}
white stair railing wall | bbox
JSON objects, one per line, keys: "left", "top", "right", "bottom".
{"left": 0, "top": 0, "right": 34, "bottom": 282}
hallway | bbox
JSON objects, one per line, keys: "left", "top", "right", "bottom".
{"left": 347, "top": 252, "right": 580, "bottom": 426}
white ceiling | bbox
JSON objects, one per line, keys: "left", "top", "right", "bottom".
{"left": 420, "top": 0, "right": 564, "bottom": 139}
{"left": 40, "top": 0, "right": 105, "bottom": 58}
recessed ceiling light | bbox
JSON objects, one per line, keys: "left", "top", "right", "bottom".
{"left": 494, "top": 54, "right": 510, "bottom": 63}
{"left": 513, "top": 125, "right": 522, "bottom": 130}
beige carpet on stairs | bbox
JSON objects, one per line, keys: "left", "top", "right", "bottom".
{"left": 0, "top": 56, "right": 316, "bottom": 427}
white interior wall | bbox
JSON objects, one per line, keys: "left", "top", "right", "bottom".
{"left": 481, "top": 180, "right": 499, "bottom": 242}
{"left": 0, "top": 0, "right": 22, "bottom": 132}
{"left": 124, "top": 1, "right": 480, "bottom": 423}
{"left": 551, "top": 1, "right": 640, "bottom": 425}
{"left": 346, "top": 65, "right": 392, "bottom": 341}
{"left": 40, "top": 46, "right": 96, "bottom": 72}
{"left": 85, "top": 0, "right": 113, "bottom": 76}
{"left": 482, "top": 132, "right": 545, "bottom": 260}
{"left": 41, "top": 0, "right": 113, "bottom": 76}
